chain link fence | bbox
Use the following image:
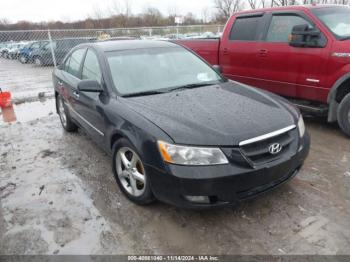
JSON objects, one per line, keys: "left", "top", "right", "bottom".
{"left": 0, "top": 25, "right": 224, "bottom": 67}
{"left": 0, "top": 25, "right": 223, "bottom": 102}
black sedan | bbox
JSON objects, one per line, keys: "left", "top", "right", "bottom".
{"left": 53, "top": 40, "right": 310, "bottom": 208}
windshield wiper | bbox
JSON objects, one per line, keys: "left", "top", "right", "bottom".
{"left": 122, "top": 82, "right": 220, "bottom": 97}
{"left": 167, "top": 82, "right": 217, "bottom": 92}
{"left": 122, "top": 90, "right": 166, "bottom": 98}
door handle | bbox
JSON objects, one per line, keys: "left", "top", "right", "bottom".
{"left": 73, "top": 91, "right": 80, "bottom": 99}
{"left": 223, "top": 48, "right": 229, "bottom": 55}
{"left": 259, "top": 49, "right": 268, "bottom": 56}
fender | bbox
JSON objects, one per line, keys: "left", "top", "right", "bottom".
{"left": 327, "top": 72, "right": 350, "bottom": 123}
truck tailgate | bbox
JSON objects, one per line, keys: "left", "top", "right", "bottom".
{"left": 175, "top": 39, "right": 220, "bottom": 65}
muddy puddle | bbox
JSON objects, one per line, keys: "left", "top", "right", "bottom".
{"left": 0, "top": 99, "right": 55, "bottom": 125}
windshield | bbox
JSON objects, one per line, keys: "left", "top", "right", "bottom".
{"left": 107, "top": 47, "right": 223, "bottom": 96}
{"left": 313, "top": 7, "right": 350, "bottom": 39}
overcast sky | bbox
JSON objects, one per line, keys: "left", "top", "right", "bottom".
{"left": 0, "top": 0, "right": 216, "bottom": 23}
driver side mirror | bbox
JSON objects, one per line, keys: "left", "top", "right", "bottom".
{"left": 212, "top": 65, "right": 222, "bottom": 74}
{"left": 77, "top": 80, "right": 103, "bottom": 93}
{"left": 289, "top": 24, "right": 325, "bottom": 48}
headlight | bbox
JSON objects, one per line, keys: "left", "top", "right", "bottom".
{"left": 158, "top": 141, "right": 229, "bottom": 166}
{"left": 298, "top": 116, "right": 305, "bottom": 138}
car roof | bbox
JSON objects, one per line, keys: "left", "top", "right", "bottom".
{"left": 89, "top": 40, "right": 178, "bottom": 52}
{"left": 235, "top": 4, "right": 346, "bottom": 15}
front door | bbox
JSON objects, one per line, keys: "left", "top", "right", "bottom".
{"left": 74, "top": 48, "right": 106, "bottom": 144}
{"left": 257, "top": 12, "right": 329, "bottom": 99}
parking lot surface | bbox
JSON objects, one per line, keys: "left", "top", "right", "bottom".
{"left": 0, "top": 58, "right": 350, "bottom": 255}
{"left": 0, "top": 59, "right": 53, "bottom": 101}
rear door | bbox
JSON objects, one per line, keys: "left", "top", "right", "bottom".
{"left": 257, "top": 11, "right": 329, "bottom": 98}
{"left": 220, "top": 13, "right": 268, "bottom": 88}
{"left": 55, "top": 48, "right": 87, "bottom": 125}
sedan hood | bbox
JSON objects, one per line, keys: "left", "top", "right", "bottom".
{"left": 121, "top": 82, "right": 296, "bottom": 146}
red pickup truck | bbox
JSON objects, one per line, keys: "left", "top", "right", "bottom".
{"left": 176, "top": 5, "right": 350, "bottom": 137}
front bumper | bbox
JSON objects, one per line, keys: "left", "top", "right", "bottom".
{"left": 148, "top": 133, "right": 310, "bottom": 209}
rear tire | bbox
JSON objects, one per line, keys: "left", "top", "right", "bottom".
{"left": 112, "top": 138, "right": 155, "bottom": 205}
{"left": 56, "top": 95, "right": 78, "bottom": 132}
{"left": 337, "top": 93, "right": 350, "bottom": 137}
{"left": 19, "top": 55, "right": 28, "bottom": 64}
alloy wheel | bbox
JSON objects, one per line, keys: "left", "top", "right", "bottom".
{"left": 116, "top": 147, "right": 146, "bottom": 197}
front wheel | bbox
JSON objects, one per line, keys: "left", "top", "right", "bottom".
{"left": 337, "top": 93, "right": 350, "bottom": 137}
{"left": 112, "top": 139, "right": 155, "bottom": 205}
{"left": 56, "top": 95, "right": 78, "bottom": 132}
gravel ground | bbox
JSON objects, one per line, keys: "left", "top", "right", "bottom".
{"left": 0, "top": 99, "right": 349, "bottom": 255}
{"left": 0, "top": 58, "right": 53, "bottom": 102}
{"left": 0, "top": 58, "right": 350, "bottom": 255}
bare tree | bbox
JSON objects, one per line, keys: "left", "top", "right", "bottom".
{"left": 111, "top": 0, "right": 132, "bottom": 17}
{"left": 124, "top": 0, "right": 132, "bottom": 18}
{"left": 202, "top": 7, "right": 211, "bottom": 23}
{"left": 90, "top": 4, "right": 106, "bottom": 28}
{"left": 167, "top": 5, "right": 179, "bottom": 17}
{"left": 0, "top": 18, "right": 10, "bottom": 26}
{"left": 260, "top": 0, "right": 268, "bottom": 7}
{"left": 248, "top": 0, "right": 350, "bottom": 7}
{"left": 214, "top": 0, "right": 244, "bottom": 20}
{"left": 248, "top": 0, "right": 269, "bottom": 8}
{"left": 247, "top": 0, "right": 258, "bottom": 9}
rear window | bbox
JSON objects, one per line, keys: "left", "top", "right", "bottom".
{"left": 57, "top": 40, "right": 74, "bottom": 50}
{"left": 31, "top": 42, "right": 41, "bottom": 49}
{"left": 229, "top": 16, "right": 262, "bottom": 41}
{"left": 65, "top": 48, "right": 86, "bottom": 78}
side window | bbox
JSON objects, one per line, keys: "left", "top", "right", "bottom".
{"left": 31, "top": 43, "right": 40, "bottom": 49}
{"left": 41, "top": 43, "right": 49, "bottom": 51}
{"left": 63, "top": 56, "right": 71, "bottom": 72}
{"left": 65, "top": 49, "right": 86, "bottom": 78}
{"left": 229, "top": 16, "right": 262, "bottom": 41}
{"left": 82, "top": 49, "right": 102, "bottom": 84}
{"left": 266, "top": 15, "right": 313, "bottom": 42}
{"left": 40, "top": 42, "right": 48, "bottom": 48}
{"left": 43, "top": 42, "right": 56, "bottom": 50}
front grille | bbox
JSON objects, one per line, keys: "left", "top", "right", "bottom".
{"left": 237, "top": 168, "right": 300, "bottom": 200}
{"left": 240, "top": 128, "right": 296, "bottom": 167}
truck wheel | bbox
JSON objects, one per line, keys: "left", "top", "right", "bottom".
{"left": 337, "top": 93, "right": 350, "bottom": 137}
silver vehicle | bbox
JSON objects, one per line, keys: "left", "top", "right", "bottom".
{"left": 0, "top": 42, "right": 12, "bottom": 58}
{"left": 8, "top": 42, "right": 28, "bottom": 59}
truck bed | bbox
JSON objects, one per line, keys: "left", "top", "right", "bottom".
{"left": 175, "top": 39, "right": 220, "bottom": 66}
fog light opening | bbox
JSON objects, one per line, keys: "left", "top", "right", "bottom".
{"left": 184, "top": 195, "right": 210, "bottom": 204}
